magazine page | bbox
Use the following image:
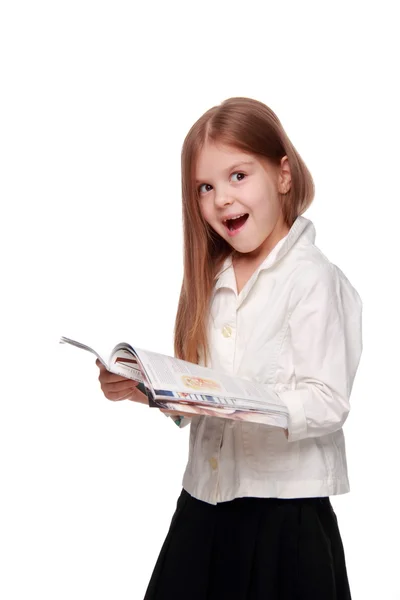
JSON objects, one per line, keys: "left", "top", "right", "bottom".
{"left": 60, "top": 338, "right": 287, "bottom": 422}
{"left": 158, "top": 401, "right": 288, "bottom": 428}
{"left": 132, "top": 347, "right": 288, "bottom": 414}
{"left": 60, "top": 337, "right": 147, "bottom": 386}
{"left": 154, "top": 389, "right": 288, "bottom": 415}
{"left": 108, "top": 347, "right": 146, "bottom": 385}
{"left": 59, "top": 336, "right": 109, "bottom": 368}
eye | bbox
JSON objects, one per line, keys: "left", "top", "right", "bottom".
{"left": 197, "top": 172, "right": 247, "bottom": 195}
{"left": 231, "top": 172, "right": 246, "bottom": 182}
{"left": 198, "top": 183, "right": 213, "bottom": 194}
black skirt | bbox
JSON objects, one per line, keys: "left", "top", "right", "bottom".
{"left": 144, "top": 488, "right": 351, "bottom": 600}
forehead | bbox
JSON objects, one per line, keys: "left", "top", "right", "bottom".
{"left": 195, "top": 142, "right": 258, "bottom": 179}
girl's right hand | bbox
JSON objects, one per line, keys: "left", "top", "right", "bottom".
{"left": 96, "top": 359, "right": 149, "bottom": 404}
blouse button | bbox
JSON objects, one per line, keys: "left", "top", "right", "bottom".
{"left": 209, "top": 457, "right": 218, "bottom": 470}
{"left": 222, "top": 325, "right": 232, "bottom": 338}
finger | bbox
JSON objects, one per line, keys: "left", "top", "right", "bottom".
{"left": 129, "top": 388, "right": 149, "bottom": 405}
{"left": 106, "top": 390, "right": 133, "bottom": 401}
{"left": 105, "top": 386, "right": 147, "bottom": 402}
{"left": 96, "top": 359, "right": 107, "bottom": 371}
{"left": 118, "top": 389, "right": 137, "bottom": 401}
{"left": 103, "top": 380, "right": 139, "bottom": 394}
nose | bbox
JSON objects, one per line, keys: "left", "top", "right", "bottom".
{"left": 214, "top": 190, "right": 234, "bottom": 209}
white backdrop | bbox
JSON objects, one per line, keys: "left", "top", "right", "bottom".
{"left": 1, "top": 1, "right": 399, "bottom": 598}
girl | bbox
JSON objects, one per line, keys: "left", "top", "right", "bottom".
{"left": 97, "top": 97, "right": 362, "bottom": 599}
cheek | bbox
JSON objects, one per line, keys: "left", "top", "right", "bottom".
{"left": 199, "top": 201, "right": 214, "bottom": 225}
{"left": 252, "top": 195, "right": 280, "bottom": 220}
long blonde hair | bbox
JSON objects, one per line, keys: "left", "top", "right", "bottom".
{"left": 174, "top": 97, "right": 315, "bottom": 364}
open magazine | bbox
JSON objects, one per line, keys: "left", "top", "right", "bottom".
{"left": 59, "top": 336, "right": 289, "bottom": 428}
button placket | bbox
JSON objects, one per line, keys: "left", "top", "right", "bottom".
{"left": 210, "top": 421, "right": 225, "bottom": 503}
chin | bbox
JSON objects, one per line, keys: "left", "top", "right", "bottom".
{"left": 229, "top": 241, "right": 260, "bottom": 254}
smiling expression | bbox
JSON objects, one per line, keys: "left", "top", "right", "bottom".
{"left": 195, "top": 142, "right": 291, "bottom": 261}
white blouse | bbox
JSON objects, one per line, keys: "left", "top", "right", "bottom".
{"left": 174, "top": 216, "right": 363, "bottom": 505}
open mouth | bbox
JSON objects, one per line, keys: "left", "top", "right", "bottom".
{"left": 223, "top": 213, "right": 249, "bottom": 235}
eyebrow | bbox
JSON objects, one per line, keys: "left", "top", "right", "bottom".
{"left": 195, "top": 160, "right": 255, "bottom": 184}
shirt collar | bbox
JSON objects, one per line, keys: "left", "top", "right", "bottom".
{"left": 214, "top": 216, "right": 316, "bottom": 292}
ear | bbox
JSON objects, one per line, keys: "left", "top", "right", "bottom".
{"left": 278, "top": 156, "right": 291, "bottom": 194}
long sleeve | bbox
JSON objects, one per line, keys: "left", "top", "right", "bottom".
{"left": 278, "top": 263, "right": 363, "bottom": 442}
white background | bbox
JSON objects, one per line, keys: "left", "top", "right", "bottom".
{"left": 1, "top": 1, "right": 399, "bottom": 598}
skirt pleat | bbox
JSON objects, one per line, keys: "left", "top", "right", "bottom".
{"left": 143, "top": 489, "right": 351, "bottom": 600}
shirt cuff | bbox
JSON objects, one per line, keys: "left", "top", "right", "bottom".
{"left": 280, "top": 390, "right": 308, "bottom": 442}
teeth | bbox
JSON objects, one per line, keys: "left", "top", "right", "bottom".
{"left": 224, "top": 213, "right": 246, "bottom": 223}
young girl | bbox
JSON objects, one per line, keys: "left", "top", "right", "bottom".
{"left": 97, "top": 97, "right": 362, "bottom": 599}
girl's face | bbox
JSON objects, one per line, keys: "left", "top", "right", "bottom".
{"left": 195, "top": 142, "right": 291, "bottom": 260}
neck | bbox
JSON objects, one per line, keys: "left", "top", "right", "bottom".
{"left": 234, "top": 218, "right": 289, "bottom": 269}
